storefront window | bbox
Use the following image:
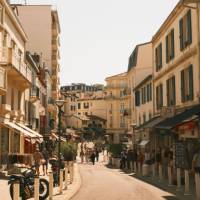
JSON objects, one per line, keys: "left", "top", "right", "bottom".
{"left": 0, "top": 127, "right": 9, "bottom": 165}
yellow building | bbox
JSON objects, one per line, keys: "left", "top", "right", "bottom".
{"left": 0, "top": 0, "right": 42, "bottom": 168}
{"left": 105, "top": 72, "right": 131, "bottom": 144}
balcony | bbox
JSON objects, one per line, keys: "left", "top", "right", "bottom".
{"left": 0, "top": 67, "right": 6, "bottom": 95}
{"left": 30, "top": 86, "right": 40, "bottom": 103}
{"left": 1, "top": 48, "right": 32, "bottom": 88}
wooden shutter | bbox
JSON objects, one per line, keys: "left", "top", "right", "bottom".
{"left": 181, "top": 69, "right": 185, "bottom": 103}
{"left": 172, "top": 76, "right": 176, "bottom": 106}
{"left": 171, "top": 29, "right": 175, "bottom": 59}
{"left": 189, "top": 64, "right": 193, "bottom": 100}
{"left": 160, "top": 84, "right": 163, "bottom": 107}
{"left": 156, "top": 86, "right": 159, "bottom": 109}
{"left": 166, "top": 79, "right": 170, "bottom": 106}
{"left": 187, "top": 9, "right": 192, "bottom": 45}
{"left": 166, "top": 35, "right": 169, "bottom": 63}
{"left": 160, "top": 43, "right": 162, "bottom": 69}
{"left": 179, "top": 18, "right": 184, "bottom": 50}
{"left": 155, "top": 47, "right": 158, "bottom": 72}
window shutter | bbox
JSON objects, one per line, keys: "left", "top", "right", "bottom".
{"left": 156, "top": 86, "right": 159, "bottom": 109}
{"left": 179, "top": 18, "right": 184, "bottom": 50}
{"left": 187, "top": 9, "right": 192, "bottom": 44}
{"left": 172, "top": 76, "right": 176, "bottom": 106}
{"left": 160, "top": 85, "right": 163, "bottom": 108}
{"left": 189, "top": 64, "right": 193, "bottom": 100}
{"left": 171, "top": 29, "right": 175, "bottom": 59}
{"left": 166, "top": 35, "right": 169, "bottom": 63}
{"left": 160, "top": 43, "right": 162, "bottom": 69}
{"left": 150, "top": 83, "right": 152, "bottom": 101}
{"left": 166, "top": 79, "right": 170, "bottom": 106}
{"left": 181, "top": 70, "right": 185, "bottom": 103}
{"left": 155, "top": 47, "right": 158, "bottom": 72}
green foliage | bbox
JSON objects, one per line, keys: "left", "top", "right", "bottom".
{"left": 54, "top": 142, "right": 78, "bottom": 161}
{"left": 108, "top": 143, "right": 125, "bottom": 158}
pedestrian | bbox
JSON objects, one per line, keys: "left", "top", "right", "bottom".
{"left": 192, "top": 149, "right": 200, "bottom": 198}
{"left": 155, "top": 147, "right": 162, "bottom": 174}
{"left": 95, "top": 149, "right": 99, "bottom": 162}
{"left": 133, "top": 148, "right": 138, "bottom": 172}
{"left": 33, "top": 147, "right": 43, "bottom": 176}
{"left": 80, "top": 150, "right": 84, "bottom": 163}
{"left": 138, "top": 150, "right": 144, "bottom": 173}
{"left": 127, "top": 149, "right": 133, "bottom": 170}
{"left": 42, "top": 148, "right": 49, "bottom": 175}
{"left": 91, "top": 151, "right": 96, "bottom": 165}
{"left": 120, "top": 150, "right": 126, "bottom": 169}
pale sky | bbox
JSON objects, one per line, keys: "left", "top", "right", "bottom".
{"left": 11, "top": 0, "right": 180, "bottom": 85}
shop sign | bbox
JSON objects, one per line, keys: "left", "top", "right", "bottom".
{"left": 176, "top": 121, "right": 196, "bottom": 131}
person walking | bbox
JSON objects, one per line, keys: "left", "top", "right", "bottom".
{"left": 91, "top": 151, "right": 96, "bottom": 165}
{"left": 95, "top": 149, "right": 99, "bottom": 162}
{"left": 42, "top": 148, "right": 49, "bottom": 175}
{"left": 33, "top": 148, "right": 43, "bottom": 176}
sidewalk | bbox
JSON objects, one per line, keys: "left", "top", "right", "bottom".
{"left": 0, "top": 162, "right": 82, "bottom": 200}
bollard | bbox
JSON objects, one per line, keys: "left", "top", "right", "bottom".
{"left": 168, "top": 166, "right": 172, "bottom": 186}
{"left": 69, "top": 161, "right": 74, "bottom": 183}
{"left": 184, "top": 170, "right": 190, "bottom": 195}
{"left": 59, "top": 169, "right": 64, "bottom": 194}
{"left": 159, "top": 164, "right": 162, "bottom": 181}
{"left": 176, "top": 168, "right": 181, "bottom": 191}
{"left": 65, "top": 166, "right": 68, "bottom": 190}
{"left": 13, "top": 181, "right": 20, "bottom": 200}
{"left": 195, "top": 173, "right": 200, "bottom": 200}
{"left": 34, "top": 176, "right": 39, "bottom": 200}
{"left": 49, "top": 172, "right": 53, "bottom": 200}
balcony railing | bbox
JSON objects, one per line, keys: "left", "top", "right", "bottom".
{"left": 105, "top": 84, "right": 128, "bottom": 90}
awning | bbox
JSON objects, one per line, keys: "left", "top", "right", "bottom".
{"left": 4, "top": 121, "right": 37, "bottom": 144}
{"left": 16, "top": 123, "right": 43, "bottom": 143}
{"left": 155, "top": 104, "right": 200, "bottom": 131}
{"left": 139, "top": 140, "right": 149, "bottom": 146}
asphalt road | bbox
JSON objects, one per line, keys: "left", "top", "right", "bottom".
{"left": 72, "top": 161, "right": 176, "bottom": 200}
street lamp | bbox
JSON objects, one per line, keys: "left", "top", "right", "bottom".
{"left": 55, "top": 99, "right": 65, "bottom": 177}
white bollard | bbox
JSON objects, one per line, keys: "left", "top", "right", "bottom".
{"left": 65, "top": 166, "right": 68, "bottom": 190}
{"left": 159, "top": 164, "right": 162, "bottom": 181}
{"left": 176, "top": 168, "right": 181, "bottom": 191}
{"left": 13, "top": 181, "right": 20, "bottom": 200}
{"left": 59, "top": 169, "right": 64, "bottom": 194}
{"left": 168, "top": 166, "right": 172, "bottom": 186}
{"left": 69, "top": 161, "right": 74, "bottom": 183}
{"left": 34, "top": 176, "right": 39, "bottom": 200}
{"left": 49, "top": 172, "right": 53, "bottom": 200}
{"left": 184, "top": 170, "right": 190, "bottom": 195}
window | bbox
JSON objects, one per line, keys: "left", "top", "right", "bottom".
{"left": 78, "top": 103, "right": 81, "bottom": 109}
{"left": 120, "top": 90, "right": 124, "bottom": 97}
{"left": 155, "top": 43, "right": 162, "bottom": 71}
{"left": 146, "top": 83, "right": 152, "bottom": 102}
{"left": 0, "top": 127, "right": 9, "bottom": 164}
{"left": 11, "top": 88, "right": 14, "bottom": 110}
{"left": 0, "top": 4, "right": 4, "bottom": 24}
{"left": 166, "top": 76, "right": 176, "bottom": 106}
{"left": 18, "top": 90, "right": 21, "bottom": 110}
{"left": 135, "top": 90, "right": 140, "bottom": 106}
{"left": 71, "top": 105, "right": 73, "bottom": 111}
{"left": 166, "top": 29, "right": 175, "bottom": 63}
{"left": 149, "top": 112, "right": 152, "bottom": 120}
{"left": 143, "top": 113, "right": 146, "bottom": 124}
{"left": 120, "top": 116, "right": 125, "bottom": 128}
{"left": 179, "top": 9, "right": 192, "bottom": 50}
{"left": 2, "top": 31, "right": 7, "bottom": 47}
{"left": 110, "top": 116, "right": 113, "bottom": 128}
{"left": 181, "top": 65, "right": 193, "bottom": 102}
{"left": 156, "top": 84, "right": 163, "bottom": 109}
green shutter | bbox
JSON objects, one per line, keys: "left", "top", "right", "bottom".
{"left": 172, "top": 76, "right": 176, "bottom": 106}
{"left": 189, "top": 64, "right": 193, "bottom": 100}
{"left": 181, "top": 69, "right": 185, "bottom": 103}
{"left": 160, "top": 84, "right": 163, "bottom": 107}
{"left": 171, "top": 29, "right": 175, "bottom": 59}
{"left": 155, "top": 47, "right": 158, "bottom": 72}
{"left": 166, "top": 79, "right": 170, "bottom": 106}
{"left": 187, "top": 9, "right": 192, "bottom": 45}
{"left": 156, "top": 86, "right": 159, "bottom": 109}
{"left": 179, "top": 18, "right": 184, "bottom": 50}
{"left": 166, "top": 35, "right": 169, "bottom": 63}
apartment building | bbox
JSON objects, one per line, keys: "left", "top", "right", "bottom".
{"left": 15, "top": 4, "right": 61, "bottom": 134}
{"left": 105, "top": 72, "right": 131, "bottom": 144}
{"left": 0, "top": 0, "right": 42, "bottom": 168}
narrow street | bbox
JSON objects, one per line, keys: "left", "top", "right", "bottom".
{"left": 72, "top": 159, "right": 176, "bottom": 200}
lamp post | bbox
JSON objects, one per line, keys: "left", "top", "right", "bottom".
{"left": 55, "top": 99, "right": 65, "bottom": 177}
